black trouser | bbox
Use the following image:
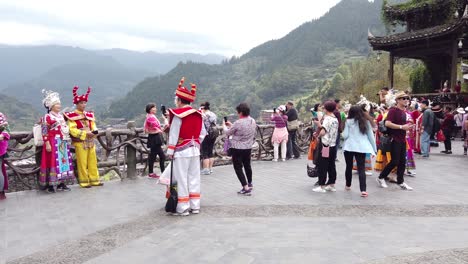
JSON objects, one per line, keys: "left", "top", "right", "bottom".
{"left": 231, "top": 148, "right": 252, "bottom": 187}
{"left": 443, "top": 129, "right": 452, "bottom": 151}
{"left": 344, "top": 151, "right": 366, "bottom": 192}
{"left": 286, "top": 130, "right": 300, "bottom": 158}
{"left": 334, "top": 132, "right": 340, "bottom": 158}
{"left": 148, "top": 144, "right": 165, "bottom": 174}
{"left": 318, "top": 146, "right": 337, "bottom": 186}
{"left": 379, "top": 141, "right": 406, "bottom": 184}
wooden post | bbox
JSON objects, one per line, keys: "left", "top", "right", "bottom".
{"left": 126, "top": 121, "right": 137, "bottom": 179}
{"left": 389, "top": 52, "right": 395, "bottom": 89}
{"left": 450, "top": 40, "right": 459, "bottom": 90}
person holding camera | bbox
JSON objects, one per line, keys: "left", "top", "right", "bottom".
{"left": 64, "top": 86, "right": 103, "bottom": 188}
{"left": 271, "top": 105, "right": 289, "bottom": 162}
{"left": 224, "top": 103, "right": 257, "bottom": 196}
{"left": 145, "top": 103, "right": 167, "bottom": 179}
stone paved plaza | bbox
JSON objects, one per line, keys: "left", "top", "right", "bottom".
{"left": 1, "top": 142, "right": 468, "bottom": 264}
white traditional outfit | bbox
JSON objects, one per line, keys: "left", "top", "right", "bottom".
{"left": 167, "top": 77, "right": 206, "bottom": 215}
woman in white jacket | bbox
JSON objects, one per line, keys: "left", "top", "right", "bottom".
{"left": 342, "top": 106, "right": 377, "bottom": 197}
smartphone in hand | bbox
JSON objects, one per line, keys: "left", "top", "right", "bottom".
{"left": 273, "top": 108, "right": 276, "bottom": 113}
{"left": 160, "top": 105, "right": 166, "bottom": 113}
{"left": 223, "top": 116, "right": 228, "bottom": 123}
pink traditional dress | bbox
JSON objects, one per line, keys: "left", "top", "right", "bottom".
{"left": 39, "top": 112, "right": 75, "bottom": 187}
{"left": 406, "top": 112, "right": 416, "bottom": 170}
{"left": 0, "top": 112, "right": 10, "bottom": 194}
{"left": 412, "top": 110, "right": 422, "bottom": 154}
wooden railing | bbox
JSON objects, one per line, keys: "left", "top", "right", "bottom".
{"left": 4, "top": 122, "right": 312, "bottom": 192}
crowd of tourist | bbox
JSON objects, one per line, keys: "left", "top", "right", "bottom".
{"left": 1, "top": 80, "right": 467, "bottom": 220}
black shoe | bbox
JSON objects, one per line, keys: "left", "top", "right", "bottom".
{"left": 46, "top": 186, "right": 56, "bottom": 193}
{"left": 446, "top": 151, "right": 452, "bottom": 154}
{"left": 58, "top": 183, "right": 71, "bottom": 191}
{"left": 440, "top": 150, "right": 448, "bottom": 154}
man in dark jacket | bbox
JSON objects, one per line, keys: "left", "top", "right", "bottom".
{"left": 285, "top": 101, "right": 300, "bottom": 159}
{"left": 441, "top": 107, "right": 454, "bottom": 154}
{"left": 420, "top": 100, "right": 433, "bottom": 157}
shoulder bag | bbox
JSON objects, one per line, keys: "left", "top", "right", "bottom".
{"left": 165, "top": 160, "right": 178, "bottom": 213}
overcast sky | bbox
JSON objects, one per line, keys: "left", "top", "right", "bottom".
{"left": 0, "top": 0, "right": 342, "bottom": 56}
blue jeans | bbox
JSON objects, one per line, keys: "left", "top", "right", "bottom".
{"left": 421, "top": 131, "right": 430, "bottom": 157}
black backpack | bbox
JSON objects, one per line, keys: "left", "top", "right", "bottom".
{"left": 206, "top": 121, "right": 219, "bottom": 140}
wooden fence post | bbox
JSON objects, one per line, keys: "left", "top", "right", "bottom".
{"left": 126, "top": 121, "right": 137, "bottom": 179}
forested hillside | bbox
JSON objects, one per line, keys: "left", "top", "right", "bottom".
{"left": 107, "top": 0, "right": 386, "bottom": 120}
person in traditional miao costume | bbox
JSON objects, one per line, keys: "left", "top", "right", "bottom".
{"left": 374, "top": 92, "right": 396, "bottom": 175}
{"left": 39, "top": 90, "right": 75, "bottom": 193}
{"left": 0, "top": 112, "right": 10, "bottom": 200}
{"left": 412, "top": 106, "right": 423, "bottom": 154}
{"left": 404, "top": 109, "right": 416, "bottom": 177}
{"left": 166, "top": 77, "right": 206, "bottom": 216}
{"left": 64, "top": 87, "right": 103, "bottom": 188}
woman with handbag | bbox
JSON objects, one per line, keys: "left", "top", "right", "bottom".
{"left": 312, "top": 101, "right": 339, "bottom": 193}
{"left": 145, "top": 103, "right": 167, "bottom": 179}
{"left": 342, "top": 106, "right": 377, "bottom": 197}
{"left": 223, "top": 103, "right": 257, "bottom": 196}
{"left": 271, "top": 105, "right": 289, "bottom": 162}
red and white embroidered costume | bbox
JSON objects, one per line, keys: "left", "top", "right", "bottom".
{"left": 167, "top": 77, "right": 206, "bottom": 214}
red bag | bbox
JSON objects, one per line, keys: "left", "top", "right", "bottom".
{"left": 436, "top": 130, "right": 446, "bottom": 142}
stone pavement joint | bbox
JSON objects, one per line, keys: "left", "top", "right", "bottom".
{"left": 364, "top": 247, "right": 468, "bottom": 264}
{"left": 6, "top": 210, "right": 181, "bottom": 264}
{"left": 200, "top": 204, "right": 468, "bottom": 217}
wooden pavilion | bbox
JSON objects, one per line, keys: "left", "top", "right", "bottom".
{"left": 368, "top": 0, "right": 468, "bottom": 92}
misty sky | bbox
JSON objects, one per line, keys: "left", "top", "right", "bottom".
{"left": 0, "top": 0, "right": 342, "bottom": 56}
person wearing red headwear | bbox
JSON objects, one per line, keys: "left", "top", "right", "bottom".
{"left": 64, "top": 86, "right": 103, "bottom": 188}
{"left": 166, "top": 77, "right": 206, "bottom": 216}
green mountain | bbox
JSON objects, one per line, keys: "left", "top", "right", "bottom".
{"left": 3, "top": 58, "right": 150, "bottom": 112}
{"left": 0, "top": 45, "right": 225, "bottom": 90}
{"left": 0, "top": 93, "right": 39, "bottom": 131}
{"left": 107, "top": 0, "right": 385, "bottom": 120}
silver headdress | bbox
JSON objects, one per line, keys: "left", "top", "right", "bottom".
{"left": 42, "top": 89, "right": 61, "bottom": 110}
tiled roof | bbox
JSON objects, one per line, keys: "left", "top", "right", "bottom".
{"left": 369, "top": 19, "right": 466, "bottom": 47}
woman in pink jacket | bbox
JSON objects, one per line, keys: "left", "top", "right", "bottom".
{"left": 144, "top": 103, "right": 167, "bottom": 178}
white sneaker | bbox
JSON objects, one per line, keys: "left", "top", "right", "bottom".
{"left": 200, "top": 169, "right": 210, "bottom": 175}
{"left": 324, "top": 185, "right": 336, "bottom": 192}
{"left": 190, "top": 209, "right": 200, "bottom": 214}
{"left": 365, "top": 172, "right": 373, "bottom": 176}
{"left": 312, "top": 186, "right": 326, "bottom": 193}
{"left": 376, "top": 178, "right": 388, "bottom": 188}
{"left": 405, "top": 171, "right": 416, "bottom": 177}
{"left": 209, "top": 169, "right": 213, "bottom": 174}
{"left": 281, "top": 159, "right": 286, "bottom": 162}
{"left": 399, "top": 182, "right": 413, "bottom": 191}
{"left": 272, "top": 159, "right": 278, "bottom": 162}
{"left": 172, "top": 211, "right": 190, "bottom": 216}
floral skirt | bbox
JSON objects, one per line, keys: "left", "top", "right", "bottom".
{"left": 353, "top": 153, "right": 372, "bottom": 171}
{"left": 39, "top": 137, "right": 75, "bottom": 187}
{"left": 272, "top": 127, "right": 288, "bottom": 144}
{"left": 374, "top": 149, "right": 394, "bottom": 172}
{"left": 406, "top": 144, "right": 416, "bottom": 170}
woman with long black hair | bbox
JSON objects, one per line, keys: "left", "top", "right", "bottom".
{"left": 342, "top": 106, "right": 377, "bottom": 197}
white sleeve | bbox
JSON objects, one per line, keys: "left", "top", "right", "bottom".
{"left": 200, "top": 120, "right": 207, "bottom": 142}
{"left": 167, "top": 116, "right": 181, "bottom": 155}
